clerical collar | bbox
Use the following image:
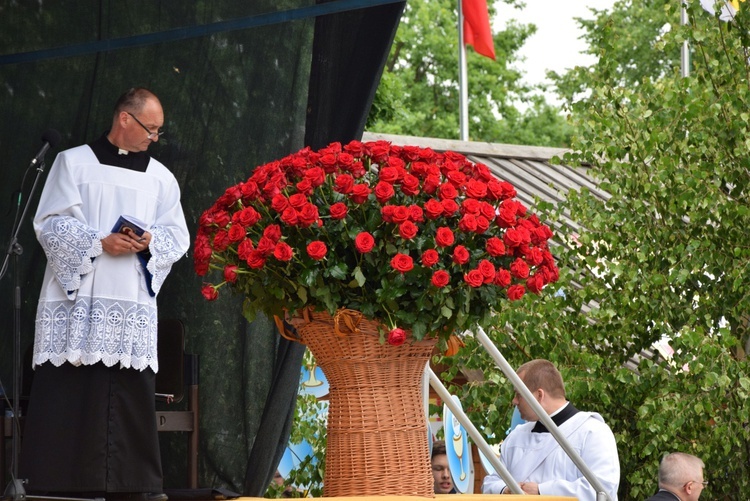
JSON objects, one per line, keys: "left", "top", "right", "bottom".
{"left": 531, "top": 402, "right": 580, "bottom": 433}
{"left": 89, "top": 133, "right": 150, "bottom": 172}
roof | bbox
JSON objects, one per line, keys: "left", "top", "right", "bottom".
{"left": 361, "top": 132, "right": 610, "bottom": 236}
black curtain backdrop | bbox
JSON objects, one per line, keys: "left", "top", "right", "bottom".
{"left": 0, "top": 0, "right": 405, "bottom": 494}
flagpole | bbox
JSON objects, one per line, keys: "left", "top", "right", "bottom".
{"left": 681, "top": 1, "right": 690, "bottom": 77}
{"left": 458, "top": 0, "right": 469, "bottom": 140}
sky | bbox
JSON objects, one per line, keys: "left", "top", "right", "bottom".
{"left": 493, "top": 0, "right": 617, "bottom": 102}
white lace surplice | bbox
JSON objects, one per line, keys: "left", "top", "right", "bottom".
{"left": 33, "top": 145, "right": 190, "bottom": 372}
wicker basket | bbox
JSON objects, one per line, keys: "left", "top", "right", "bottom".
{"left": 293, "top": 308, "right": 436, "bottom": 497}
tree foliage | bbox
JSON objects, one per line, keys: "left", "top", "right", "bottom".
{"left": 448, "top": 1, "right": 750, "bottom": 499}
{"left": 367, "top": 0, "right": 574, "bottom": 147}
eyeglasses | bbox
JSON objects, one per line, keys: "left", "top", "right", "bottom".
{"left": 127, "top": 112, "right": 164, "bottom": 140}
{"left": 684, "top": 480, "right": 709, "bottom": 488}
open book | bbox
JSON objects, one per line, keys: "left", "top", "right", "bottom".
{"left": 111, "top": 214, "right": 149, "bottom": 237}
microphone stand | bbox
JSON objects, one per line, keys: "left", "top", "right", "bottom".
{"left": 1, "top": 158, "right": 102, "bottom": 501}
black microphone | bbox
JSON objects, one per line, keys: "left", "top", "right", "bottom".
{"left": 28, "top": 128, "right": 61, "bottom": 168}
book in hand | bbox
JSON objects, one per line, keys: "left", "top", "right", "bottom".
{"left": 111, "top": 214, "right": 149, "bottom": 237}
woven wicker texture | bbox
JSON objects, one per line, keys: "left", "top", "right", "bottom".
{"left": 297, "top": 309, "right": 436, "bottom": 497}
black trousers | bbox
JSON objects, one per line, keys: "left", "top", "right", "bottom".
{"left": 19, "top": 362, "right": 163, "bottom": 493}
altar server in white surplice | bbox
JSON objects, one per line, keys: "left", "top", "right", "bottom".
{"left": 482, "top": 359, "right": 620, "bottom": 501}
{"left": 19, "top": 88, "right": 189, "bottom": 500}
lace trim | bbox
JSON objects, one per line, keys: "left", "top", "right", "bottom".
{"left": 147, "top": 225, "right": 186, "bottom": 295}
{"left": 39, "top": 216, "right": 103, "bottom": 293}
{"left": 34, "top": 297, "right": 159, "bottom": 372}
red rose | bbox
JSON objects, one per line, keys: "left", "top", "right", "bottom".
{"left": 271, "top": 194, "right": 289, "bottom": 212}
{"left": 526, "top": 273, "right": 545, "bottom": 294}
{"left": 306, "top": 241, "right": 328, "bottom": 260}
{"left": 355, "top": 232, "right": 375, "bottom": 253}
{"left": 223, "top": 265, "right": 238, "bottom": 283}
{"left": 213, "top": 230, "right": 231, "bottom": 252}
{"left": 387, "top": 327, "right": 407, "bottom": 346}
{"left": 504, "top": 226, "right": 531, "bottom": 249}
{"left": 288, "top": 193, "right": 308, "bottom": 209}
{"left": 375, "top": 181, "right": 396, "bottom": 203}
{"left": 424, "top": 199, "right": 444, "bottom": 220}
{"left": 435, "top": 227, "right": 455, "bottom": 247}
{"left": 400, "top": 174, "right": 420, "bottom": 196}
{"left": 274, "top": 241, "right": 294, "bottom": 261}
{"left": 237, "top": 207, "right": 261, "bottom": 226}
{"left": 438, "top": 183, "right": 458, "bottom": 200}
{"left": 334, "top": 174, "right": 355, "bottom": 194}
{"left": 390, "top": 253, "right": 414, "bottom": 274}
{"left": 421, "top": 249, "right": 440, "bottom": 267}
{"left": 461, "top": 198, "right": 481, "bottom": 215}
{"left": 329, "top": 202, "right": 348, "bottom": 220}
{"left": 510, "top": 258, "right": 530, "bottom": 279}
{"left": 486, "top": 237, "right": 506, "bottom": 257}
{"left": 465, "top": 179, "right": 488, "bottom": 199}
{"left": 507, "top": 284, "right": 526, "bottom": 301}
{"left": 257, "top": 236, "right": 276, "bottom": 256}
{"left": 296, "top": 178, "right": 313, "bottom": 195}
{"left": 381, "top": 205, "right": 395, "bottom": 223}
{"left": 237, "top": 238, "right": 255, "bottom": 260}
{"left": 526, "top": 247, "right": 544, "bottom": 266}
{"left": 201, "top": 284, "right": 219, "bottom": 301}
{"left": 458, "top": 214, "right": 478, "bottom": 233}
{"left": 464, "top": 269, "right": 484, "bottom": 288}
{"left": 479, "top": 201, "right": 496, "bottom": 220}
{"left": 298, "top": 203, "right": 320, "bottom": 227}
{"left": 305, "top": 166, "right": 326, "bottom": 187}
{"left": 391, "top": 205, "right": 410, "bottom": 224}
{"left": 408, "top": 205, "right": 424, "bottom": 223}
{"left": 399, "top": 221, "right": 418, "bottom": 240}
{"left": 431, "top": 270, "right": 451, "bottom": 288}
{"left": 263, "top": 224, "right": 282, "bottom": 243}
{"left": 494, "top": 269, "right": 512, "bottom": 288}
{"left": 319, "top": 153, "right": 337, "bottom": 171}
{"left": 214, "top": 211, "right": 231, "bottom": 228}
{"left": 344, "top": 140, "right": 366, "bottom": 156}
{"left": 240, "top": 181, "right": 260, "bottom": 201}
{"left": 452, "top": 246, "right": 470, "bottom": 265}
{"left": 246, "top": 250, "right": 267, "bottom": 269}
{"left": 497, "top": 207, "right": 517, "bottom": 228}
{"left": 478, "top": 259, "right": 496, "bottom": 282}
{"left": 350, "top": 184, "right": 371, "bottom": 204}
{"left": 194, "top": 259, "right": 209, "bottom": 277}
{"left": 441, "top": 199, "right": 459, "bottom": 216}
{"left": 280, "top": 207, "right": 299, "bottom": 226}
{"left": 228, "top": 224, "right": 246, "bottom": 242}
{"left": 379, "top": 166, "right": 400, "bottom": 183}
{"left": 423, "top": 174, "right": 441, "bottom": 194}
{"left": 446, "top": 170, "right": 467, "bottom": 186}
{"left": 475, "top": 216, "right": 490, "bottom": 234}
{"left": 337, "top": 152, "right": 354, "bottom": 168}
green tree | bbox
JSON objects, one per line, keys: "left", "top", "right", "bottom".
{"left": 367, "top": 0, "right": 574, "bottom": 147}
{"left": 446, "top": 1, "right": 750, "bottom": 499}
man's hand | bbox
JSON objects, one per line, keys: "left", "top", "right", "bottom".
{"left": 520, "top": 481, "right": 540, "bottom": 495}
{"left": 102, "top": 228, "right": 152, "bottom": 256}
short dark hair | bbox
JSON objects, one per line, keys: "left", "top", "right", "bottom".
{"left": 113, "top": 87, "right": 159, "bottom": 117}
{"left": 517, "top": 359, "right": 566, "bottom": 399}
{"left": 432, "top": 439, "right": 447, "bottom": 459}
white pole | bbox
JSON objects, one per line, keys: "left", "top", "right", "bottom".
{"left": 458, "top": 0, "right": 469, "bottom": 140}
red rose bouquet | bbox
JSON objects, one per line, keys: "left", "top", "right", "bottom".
{"left": 194, "top": 140, "right": 558, "bottom": 348}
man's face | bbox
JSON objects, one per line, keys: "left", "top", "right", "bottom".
{"left": 511, "top": 372, "right": 540, "bottom": 421}
{"left": 432, "top": 453, "right": 454, "bottom": 494}
{"left": 685, "top": 469, "right": 707, "bottom": 501}
{"left": 122, "top": 97, "right": 164, "bottom": 152}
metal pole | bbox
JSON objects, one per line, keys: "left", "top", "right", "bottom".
{"left": 475, "top": 326, "right": 613, "bottom": 501}
{"left": 458, "top": 0, "right": 469, "bottom": 140}
{"left": 681, "top": 1, "right": 690, "bottom": 77}
{"left": 427, "top": 368, "right": 523, "bottom": 495}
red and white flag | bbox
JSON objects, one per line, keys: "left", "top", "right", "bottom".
{"left": 462, "top": 0, "right": 496, "bottom": 60}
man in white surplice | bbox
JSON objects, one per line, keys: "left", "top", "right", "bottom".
{"left": 482, "top": 359, "right": 620, "bottom": 500}
{"left": 19, "top": 88, "right": 190, "bottom": 499}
